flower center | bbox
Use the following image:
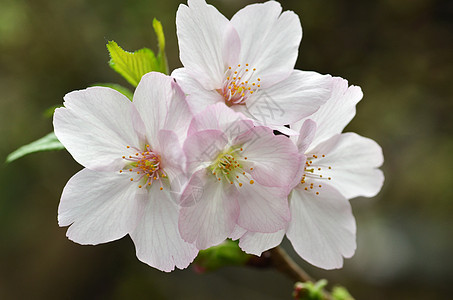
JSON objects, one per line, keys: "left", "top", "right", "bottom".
{"left": 120, "top": 145, "right": 167, "bottom": 190}
{"left": 209, "top": 147, "right": 254, "bottom": 187}
{"left": 218, "top": 64, "right": 261, "bottom": 106}
{"left": 299, "top": 154, "right": 332, "bottom": 195}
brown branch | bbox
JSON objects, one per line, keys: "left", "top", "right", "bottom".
{"left": 268, "top": 246, "right": 313, "bottom": 282}
{"left": 247, "top": 246, "right": 333, "bottom": 300}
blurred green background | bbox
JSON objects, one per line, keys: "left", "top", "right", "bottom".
{"left": 1, "top": 0, "right": 452, "bottom": 298}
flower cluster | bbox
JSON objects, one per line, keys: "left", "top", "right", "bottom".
{"left": 54, "top": 0, "right": 384, "bottom": 272}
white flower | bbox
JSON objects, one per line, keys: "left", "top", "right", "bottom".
{"left": 179, "top": 103, "right": 301, "bottom": 250}
{"left": 172, "top": 0, "right": 332, "bottom": 127}
{"left": 236, "top": 77, "right": 385, "bottom": 269}
{"left": 53, "top": 72, "right": 198, "bottom": 272}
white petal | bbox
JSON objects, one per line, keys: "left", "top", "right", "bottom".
{"left": 238, "top": 229, "right": 285, "bottom": 256}
{"left": 287, "top": 184, "right": 356, "bottom": 270}
{"left": 179, "top": 170, "right": 239, "bottom": 249}
{"left": 176, "top": 0, "right": 231, "bottom": 89}
{"left": 246, "top": 71, "right": 332, "bottom": 126}
{"left": 231, "top": 1, "right": 302, "bottom": 86}
{"left": 172, "top": 68, "right": 225, "bottom": 115}
{"left": 236, "top": 183, "right": 290, "bottom": 233}
{"left": 54, "top": 87, "right": 140, "bottom": 171}
{"left": 130, "top": 185, "right": 198, "bottom": 272}
{"left": 58, "top": 168, "right": 143, "bottom": 244}
{"left": 309, "top": 133, "right": 384, "bottom": 199}
{"left": 292, "top": 77, "right": 363, "bottom": 147}
{"left": 133, "top": 72, "right": 192, "bottom": 145}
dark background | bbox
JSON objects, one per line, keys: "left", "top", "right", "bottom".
{"left": 1, "top": 0, "right": 452, "bottom": 298}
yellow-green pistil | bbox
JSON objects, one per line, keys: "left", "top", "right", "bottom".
{"left": 209, "top": 146, "right": 254, "bottom": 187}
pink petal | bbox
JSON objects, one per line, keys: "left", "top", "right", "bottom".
{"left": 54, "top": 87, "right": 141, "bottom": 171}
{"left": 236, "top": 126, "right": 301, "bottom": 189}
{"left": 188, "top": 103, "right": 254, "bottom": 140}
{"left": 179, "top": 170, "right": 239, "bottom": 249}
{"left": 231, "top": 1, "right": 302, "bottom": 86}
{"left": 246, "top": 71, "right": 332, "bottom": 126}
{"left": 58, "top": 168, "right": 143, "bottom": 244}
{"left": 130, "top": 185, "right": 198, "bottom": 272}
{"left": 287, "top": 184, "right": 356, "bottom": 270}
{"left": 183, "top": 129, "right": 228, "bottom": 173}
{"left": 295, "top": 119, "right": 317, "bottom": 154}
{"left": 176, "top": 0, "right": 230, "bottom": 89}
{"left": 236, "top": 183, "right": 290, "bottom": 233}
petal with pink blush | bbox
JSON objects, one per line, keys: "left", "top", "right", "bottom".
{"left": 236, "top": 183, "right": 290, "bottom": 233}
{"left": 236, "top": 126, "right": 301, "bottom": 189}
{"left": 183, "top": 129, "right": 228, "bottom": 173}
{"left": 130, "top": 185, "right": 198, "bottom": 272}
{"left": 188, "top": 103, "right": 253, "bottom": 139}
{"left": 58, "top": 168, "right": 143, "bottom": 245}
{"left": 179, "top": 170, "right": 239, "bottom": 249}
{"left": 54, "top": 87, "right": 141, "bottom": 171}
{"left": 287, "top": 184, "right": 356, "bottom": 270}
{"left": 295, "top": 119, "right": 317, "bottom": 154}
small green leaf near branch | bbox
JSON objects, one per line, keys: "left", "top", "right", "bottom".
{"left": 106, "top": 18, "right": 169, "bottom": 87}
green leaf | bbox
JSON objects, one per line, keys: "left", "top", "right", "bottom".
{"left": 152, "top": 18, "right": 168, "bottom": 75}
{"left": 106, "top": 19, "right": 169, "bottom": 86}
{"left": 6, "top": 132, "right": 65, "bottom": 163}
{"left": 92, "top": 83, "right": 134, "bottom": 101}
{"left": 193, "top": 240, "right": 251, "bottom": 272}
{"left": 107, "top": 41, "right": 158, "bottom": 87}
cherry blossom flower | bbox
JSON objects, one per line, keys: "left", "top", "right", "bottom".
{"left": 179, "top": 103, "right": 301, "bottom": 250}
{"left": 53, "top": 72, "right": 198, "bottom": 272}
{"left": 172, "top": 0, "right": 332, "bottom": 128}
{"left": 236, "top": 77, "right": 385, "bottom": 269}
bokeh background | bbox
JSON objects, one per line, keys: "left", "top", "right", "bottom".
{"left": 1, "top": 0, "right": 452, "bottom": 298}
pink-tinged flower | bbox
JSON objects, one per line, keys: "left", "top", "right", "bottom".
{"left": 236, "top": 77, "right": 385, "bottom": 269}
{"left": 53, "top": 72, "right": 198, "bottom": 272}
{"left": 172, "top": 0, "right": 332, "bottom": 128}
{"left": 179, "top": 103, "right": 301, "bottom": 250}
